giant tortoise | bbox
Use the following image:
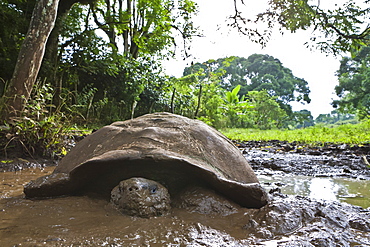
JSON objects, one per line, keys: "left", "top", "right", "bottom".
{"left": 24, "top": 112, "right": 268, "bottom": 217}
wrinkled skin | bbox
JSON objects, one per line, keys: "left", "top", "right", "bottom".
{"left": 111, "top": 177, "right": 171, "bottom": 218}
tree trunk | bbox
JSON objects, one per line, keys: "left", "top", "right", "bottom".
{"left": 1, "top": 0, "right": 59, "bottom": 120}
{"left": 40, "top": 0, "right": 80, "bottom": 108}
{"left": 41, "top": 0, "right": 78, "bottom": 80}
{"left": 194, "top": 84, "right": 202, "bottom": 118}
{"left": 170, "top": 88, "right": 176, "bottom": 113}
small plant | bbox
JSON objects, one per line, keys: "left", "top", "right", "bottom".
{"left": 2, "top": 80, "right": 76, "bottom": 158}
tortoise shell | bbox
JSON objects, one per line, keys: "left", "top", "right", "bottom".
{"left": 24, "top": 112, "right": 268, "bottom": 208}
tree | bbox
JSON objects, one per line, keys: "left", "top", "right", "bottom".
{"left": 89, "top": 0, "right": 198, "bottom": 58}
{"left": 196, "top": 80, "right": 226, "bottom": 128}
{"left": 333, "top": 45, "right": 370, "bottom": 119}
{"left": 39, "top": 0, "right": 84, "bottom": 85}
{"left": 293, "top": 109, "right": 314, "bottom": 128}
{"left": 231, "top": 0, "right": 370, "bottom": 54}
{"left": 0, "top": 0, "right": 36, "bottom": 83}
{"left": 75, "top": 55, "right": 169, "bottom": 122}
{"left": 184, "top": 55, "right": 311, "bottom": 116}
{"left": 315, "top": 110, "right": 357, "bottom": 125}
{"left": 244, "top": 90, "right": 288, "bottom": 129}
{"left": 0, "top": 0, "right": 198, "bottom": 122}
{"left": 0, "top": 0, "right": 60, "bottom": 120}
{"left": 223, "top": 85, "right": 253, "bottom": 128}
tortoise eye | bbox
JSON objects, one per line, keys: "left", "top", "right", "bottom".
{"left": 150, "top": 185, "right": 157, "bottom": 194}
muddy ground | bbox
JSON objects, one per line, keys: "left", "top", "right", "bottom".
{"left": 235, "top": 140, "right": 370, "bottom": 179}
{"left": 1, "top": 140, "right": 370, "bottom": 246}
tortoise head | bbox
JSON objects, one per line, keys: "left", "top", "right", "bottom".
{"left": 111, "top": 177, "right": 171, "bottom": 218}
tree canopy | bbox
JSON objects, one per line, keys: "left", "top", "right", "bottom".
{"left": 0, "top": 0, "right": 368, "bottom": 131}
{"left": 183, "top": 55, "right": 311, "bottom": 115}
{"left": 231, "top": 0, "right": 370, "bottom": 54}
{"left": 0, "top": 0, "right": 199, "bottom": 120}
{"left": 333, "top": 45, "right": 370, "bottom": 119}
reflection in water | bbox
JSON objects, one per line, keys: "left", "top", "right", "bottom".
{"left": 309, "top": 178, "right": 339, "bottom": 201}
{"left": 258, "top": 174, "right": 370, "bottom": 208}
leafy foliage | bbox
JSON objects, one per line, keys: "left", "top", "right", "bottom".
{"left": 243, "top": 90, "right": 288, "bottom": 129}
{"left": 86, "top": 0, "right": 198, "bottom": 58}
{"left": 292, "top": 109, "right": 314, "bottom": 128}
{"left": 333, "top": 45, "right": 370, "bottom": 119}
{"left": 230, "top": 0, "right": 370, "bottom": 54}
{"left": 0, "top": 0, "right": 36, "bottom": 82}
{"left": 1, "top": 81, "right": 76, "bottom": 158}
{"left": 184, "top": 55, "right": 311, "bottom": 117}
{"left": 62, "top": 55, "right": 170, "bottom": 124}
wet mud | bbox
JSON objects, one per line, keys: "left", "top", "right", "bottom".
{"left": 1, "top": 141, "right": 370, "bottom": 246}
{"left": 237, "top": 140, "right": 370, "bottom": 179}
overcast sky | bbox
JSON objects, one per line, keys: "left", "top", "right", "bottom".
{"left": 162, "top": 0, "right": 344, "bottom": 118}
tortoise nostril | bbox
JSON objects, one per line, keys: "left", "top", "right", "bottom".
{"left": 128, "top": 186, "right": 139, "bottom": 191}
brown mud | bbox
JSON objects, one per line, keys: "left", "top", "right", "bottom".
{"left": 1, "top": 141, "right": 370, "bottom": 246}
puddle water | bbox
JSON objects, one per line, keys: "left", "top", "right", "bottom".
{"left": 258, "top": 174, "right": 370, "bottom": 208}
{"left": 0, "top": 166, "right": 55, "bottom": 199}
{"left": 0, "top": 167, "right": 254, "bottom": 246}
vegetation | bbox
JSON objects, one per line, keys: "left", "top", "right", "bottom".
{"left": 316, "top": 110, "right": 358, "bottom": 126}
{"left": 184, "top": 55, "right": 311, "bottom": 111}
{"left": 333, "top": 46, "right": 370, "bottom": 119}
{"left": 222, "top": 120, "right": 370, "bottom": 145}
{"left": 0, "top": 80, "right": 85, "bottom": 158}
{"left": 231, "top": 0, "right": 370, "bottom": 54}
{"left": 0, "top": 0, "right": 369, "bottom": 157}
{"left": 178, "top": 55, "right": 313, "bottom": 129}
{"left": 0, "top": 0, "right": 199, "bottom": 120}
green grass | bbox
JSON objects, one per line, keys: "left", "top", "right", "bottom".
{"left": 221, "top": 120, "right": 370, "bottom": 145}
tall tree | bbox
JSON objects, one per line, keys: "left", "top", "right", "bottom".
{"left": 39, "top": 0, "right": 83, "bottom": 83}
{"left": 184, "top": 55, "right": 311, "bottom": 115}
{"left": 1, "top": 0, "right": 59, "bottom": 120}
{"left": 244, "top": 90, "right": 288, "bottom": 129}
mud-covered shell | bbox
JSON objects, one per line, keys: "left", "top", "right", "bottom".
{"left": 24, "top": 112, "right": 268, "bottom": 208}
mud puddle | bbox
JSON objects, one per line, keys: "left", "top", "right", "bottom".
{"left": 239, "top": 142, "right": 370, "bottom": 207}
{"left": 0, "top": 167, "right": 253, "bottom": 246}
{"left": 258, "top": 174, "right": 370, "bottom": 208}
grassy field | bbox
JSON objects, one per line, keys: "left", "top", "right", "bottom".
{"left": 221, "top": 120, "right": 370, "bottom": 145}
